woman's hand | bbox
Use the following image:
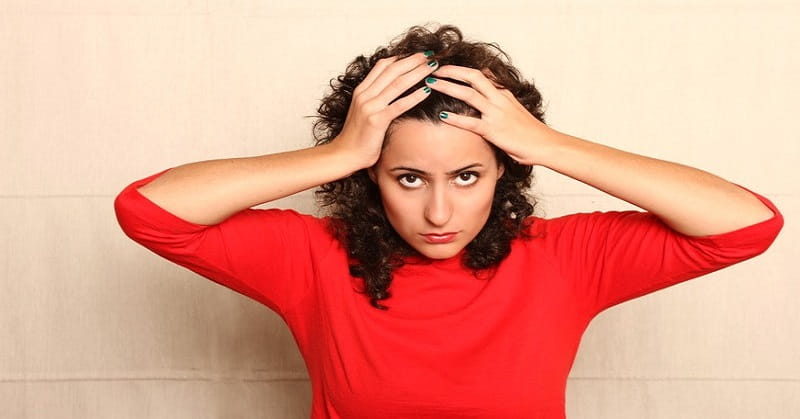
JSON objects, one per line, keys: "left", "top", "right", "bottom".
{"left": 425, "top": 65, "right": 558, "bottom": 166}
{"left": 332, "top": 51, "right": 439, "bottom": 169}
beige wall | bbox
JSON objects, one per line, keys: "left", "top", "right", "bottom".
{"left": 1, "top": 1, "right": 797, "bottom": 418}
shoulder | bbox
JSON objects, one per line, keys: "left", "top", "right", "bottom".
{"left": 523, "top": 209, "right": 650, "bottom": 230}
{"left": 517, "top": 213, "right": 578, "bottom": 238}
{"left": 240, "top": 208, "right": 349, "bottom": 262}
{"left": 518, "top": 209, "right": 653, "bottom": 243}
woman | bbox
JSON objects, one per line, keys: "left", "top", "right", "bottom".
{"left": 115, "top": 24, "right": 784, "bottom": 419}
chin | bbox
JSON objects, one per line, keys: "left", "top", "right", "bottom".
{"left": 417, "top": 243, "right": 463, "bottom": 260}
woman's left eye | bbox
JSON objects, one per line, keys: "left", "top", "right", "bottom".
{"left": 454, "top": 171, "right": 480, "bottom": 186}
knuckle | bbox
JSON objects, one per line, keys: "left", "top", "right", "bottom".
{"left": 388, "top": 77, "right": 405, "bottom": 90}
{"left": 360, "top": 99, "right": 377, "bottom": 113}
{"left": 351, "top": 93, "right": 366, "bottom": 107}
{"left": 366, "top": 113, "right": 385, "bottom": 127}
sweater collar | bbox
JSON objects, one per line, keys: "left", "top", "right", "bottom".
{"left": 399, "top": 247, "right": 467, "bottom": 270}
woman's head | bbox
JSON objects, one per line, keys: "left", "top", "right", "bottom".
{"left": 311, "top": 23, "right": 546, "bottom": 310}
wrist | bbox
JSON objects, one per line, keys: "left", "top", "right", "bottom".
{"left": 527, "top": 126, "right": 571, "bottom": 168}
{"left": 325, "top": 140, "right": 372, "bottom": 173}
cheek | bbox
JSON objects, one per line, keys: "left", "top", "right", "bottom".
{"left": 379, "top": 186, "right": 404, "bottom": 210}
{"left": 466, "top": 181, "right": 497, "bottom": 208}
{"left": 377, "top": 185, "right": 415, "bottom": 225}
{"left": 466, "top": 183, "right": 497, "bottom": 223}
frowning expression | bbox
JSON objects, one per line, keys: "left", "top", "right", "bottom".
{"left": 367, "top": 119, "right": 504, "bottom": 260}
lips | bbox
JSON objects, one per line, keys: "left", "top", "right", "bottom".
{"left": 421, "top": 232, "right": 458, "bottom": 244}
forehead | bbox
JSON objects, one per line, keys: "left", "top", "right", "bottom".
{"left": 381, "top": 119, "right": 495, "bottom": 167}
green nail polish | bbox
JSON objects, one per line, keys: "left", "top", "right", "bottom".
{"left": 427, "top": 60, "right": 437, "bottom": 68}
{"left": 423, "top": 50, "right": 434, "bottom": 57}
{"left": 423, "top": 86, "right": 431, "bottom": 93}
{"left": 425, "top": 77, "right": 437, "bottom": 84}
{"left": 439, "top": 111, "right": 448, "bottom": 119}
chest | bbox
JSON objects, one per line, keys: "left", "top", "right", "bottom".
{"left": 312, "top": 256, "right": 588, "bottom": 416}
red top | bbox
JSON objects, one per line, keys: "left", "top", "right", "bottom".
{"left": 114, "top": 168, "right": 784, "bottom": 419}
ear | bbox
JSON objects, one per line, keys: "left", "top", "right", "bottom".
{"left": 496, "top": 162, "right": 505, "bottom": 179}
{"left": 367, "top": 166, "right": 377, "bottom": 183}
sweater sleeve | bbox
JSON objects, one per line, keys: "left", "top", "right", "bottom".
{"left": 542, "top": 183, "right": 784, "bottom": 317}
{"left": 113, "top": 167, "right": 327, "bottom": 317}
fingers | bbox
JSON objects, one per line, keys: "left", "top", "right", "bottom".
{"left": 384, "top": 85, "right": 432, "bottom": 119}
{"left": 355, "top": 55, "right": 399, "bottom": 95}
{"left": 357, "top": 52, "right": 431, "bottom": 101}
{"left": 427, "top": 65, "right": 508, "bottom": 111}
{"left": 370, "top": 52, "right": 432, "bottom": 98}
{"left": 373, "top": 56, "right": 438, "bottom": 107}
{"left": 437, "top": 111, "right": 486, "bottom": 136}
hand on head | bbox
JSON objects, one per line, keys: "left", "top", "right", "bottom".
{"left": 332, "top": 51, "right": 439, "bottom": 169}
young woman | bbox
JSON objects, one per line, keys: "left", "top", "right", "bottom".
{"left": 114, "top": 24, "right": 784, "bottom": 419}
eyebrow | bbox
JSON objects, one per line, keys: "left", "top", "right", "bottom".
{"left": 388, "top": 163, "right": 484, "bottom": 176}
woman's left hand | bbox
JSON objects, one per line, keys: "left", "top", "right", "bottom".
{"left": 426, "top": 65, "right": 557, "bottom": 166}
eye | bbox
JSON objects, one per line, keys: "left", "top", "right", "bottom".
{"left": 397, "top": 174, "right": 423, "bottom": 188}
{"left": 454, "top": 171, "right": 480, "bottom": 186}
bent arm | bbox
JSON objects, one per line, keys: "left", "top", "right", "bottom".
{"left": 535, "top": 129, "right": 776, "bottom": 237}
{"left": 136, "top": 141, "right": 363, "bottom": 225}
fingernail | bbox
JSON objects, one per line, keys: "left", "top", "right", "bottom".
{"left": 423, "top": 50, "right": 434, "bottom": 57}
{"left": 427, "top": 59, "right": 438, "bottom": 68}
{"left": 439, "top": 111, "right": 448, "bottom": 119}
{"left": 423, "top": 86, "right": 431, "bottom": 93}
{"left": 425, "top": 77, "right": 437, "bottom": 84}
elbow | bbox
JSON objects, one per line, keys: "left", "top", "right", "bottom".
{"left": 113, "top": 189, "right": 135, "bottom": 236}
{"left": 743, "top": 194, "right": 781, "bottom": 227}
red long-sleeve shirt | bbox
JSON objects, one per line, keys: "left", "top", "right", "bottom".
{"left": 114, "top": 168, "right": 784, "bottom": 418}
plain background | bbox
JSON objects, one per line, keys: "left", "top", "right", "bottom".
{"left": 1, "top": 1, "right": 797, "bottom": 418}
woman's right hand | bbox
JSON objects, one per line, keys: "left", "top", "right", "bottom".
{"left": 332, "top": 51, "right": 439, "bottom": 169}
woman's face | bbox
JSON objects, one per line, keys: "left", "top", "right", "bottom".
{"left": 367, "top": 119, "right": 504, "bottom": 260}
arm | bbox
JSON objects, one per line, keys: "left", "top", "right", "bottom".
{"left": 535, "top": 129, "right": 776, "bottom": 237}
{"left": 530, "top": 130, "right": 784, "bottom": 316}
{"left": 137, "top": 141, "right": 363, "bottom": 226}
{"left": 115, "top": 52, "right": 440, "bottom": 314}
{"left": 422, "top": 64, "right": 775, "bottom": 236}
{"left": 115, "top": 176, "right": 328, "bottom": 315}
{"left": 136, "top": 51, "right": 440, "bottom": 226}
{"left": 540, "top": 189, "right": 783, "bottom": 315}
{"left": 114, "top": 141, "right": 367, "bottom": 315}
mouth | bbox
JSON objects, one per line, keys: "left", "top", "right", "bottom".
{"left": 420, "top": 232, "right": 458, "bottom": 244}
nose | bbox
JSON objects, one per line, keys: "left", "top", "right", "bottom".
{"left": 424, "top": 185, "right": 453, "bottom": 227}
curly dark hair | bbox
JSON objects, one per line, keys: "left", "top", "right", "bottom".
{"left": 310, "top": 23, "right": 547, "bottom": 311}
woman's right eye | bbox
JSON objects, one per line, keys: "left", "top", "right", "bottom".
{"left": 397, "top": 174, "right": 422, "bottom": 188}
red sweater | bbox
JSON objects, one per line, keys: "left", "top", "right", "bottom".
{"left": 114, "top": 168, "right": 784, "bottom": 419}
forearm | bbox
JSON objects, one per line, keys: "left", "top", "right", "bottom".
{"left": 535, "top": 129, "right": 775, "bottom": 236}
{"left": 136, "top": 142, "right": 362, "bottom": 225}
